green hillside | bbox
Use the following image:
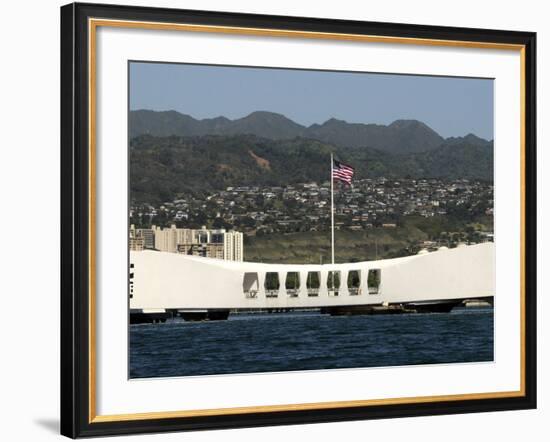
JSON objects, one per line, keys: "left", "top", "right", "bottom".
{"left": 130, "top": 133, "right": 493, "bottom": 204}
{"left": 244, "top": 215, "right": 493, "bottom": 264}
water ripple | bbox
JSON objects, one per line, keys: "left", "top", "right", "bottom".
{"left": 130, "top": 308, "right": 493, "bottom": 378}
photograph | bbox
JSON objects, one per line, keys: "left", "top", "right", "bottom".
{"left": 55, "top": 1, "right": 538, "bottom": 438}
{"left": 128, "top": 62, "right": 496, "bottom": 379}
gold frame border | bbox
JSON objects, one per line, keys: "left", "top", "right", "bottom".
{"left": 88, "top": 18, "right": 527, "bottom": 424}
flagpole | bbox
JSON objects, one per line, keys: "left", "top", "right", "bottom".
{"left": 330, "top": 153, "right": 335, "bottom": 265}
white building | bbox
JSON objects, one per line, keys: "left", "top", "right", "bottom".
{"left": 129, "top": 224, "right": 144, "bottom": 251}
{"left": 151, "top": 225, "right": 243, "bottom": 261}
{"left": 176, "top": 228, "right": 195, "bottom": 246}
{"left": 154, "top": 225, "right": 177, "bottom": 253}
{"left": 223, "top": 231, "right": 244, "bottom": 262}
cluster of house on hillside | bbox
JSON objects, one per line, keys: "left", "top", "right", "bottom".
{"left": 130, "top": 177, "right": 493, "bottom": 238}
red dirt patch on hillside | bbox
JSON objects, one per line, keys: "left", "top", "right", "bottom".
{"left": 248, "top": 150, "right": 271, "bottom": 170}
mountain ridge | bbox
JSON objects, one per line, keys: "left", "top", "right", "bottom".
{"left": 129, "top": 109, "right": 490, "bottom": 155}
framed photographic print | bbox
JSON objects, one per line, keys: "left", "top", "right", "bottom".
{"left": 60, "top": 2, "right": 537, "bottom": 438}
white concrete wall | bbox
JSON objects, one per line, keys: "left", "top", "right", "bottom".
{"left": 130, "top": 242, "right": 494, "bottom": 309}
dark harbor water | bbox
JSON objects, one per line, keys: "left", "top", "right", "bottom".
{"left": 129, "top": 307, "right": 493, "bottom": 379}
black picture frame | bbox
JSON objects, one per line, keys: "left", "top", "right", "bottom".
{"left": 61, "top": 2, "right": 537, "bottom": 438}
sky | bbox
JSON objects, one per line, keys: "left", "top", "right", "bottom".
{"left": 130, "top": 61, "right": 494, "bottom": 140}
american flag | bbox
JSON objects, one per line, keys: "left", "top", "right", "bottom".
{"left": 332, "top": 159, "right": 355, "bottom": 185}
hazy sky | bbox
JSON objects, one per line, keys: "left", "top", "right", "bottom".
{"left": 130, "top": 61, "right": 494, "bottom": 140}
